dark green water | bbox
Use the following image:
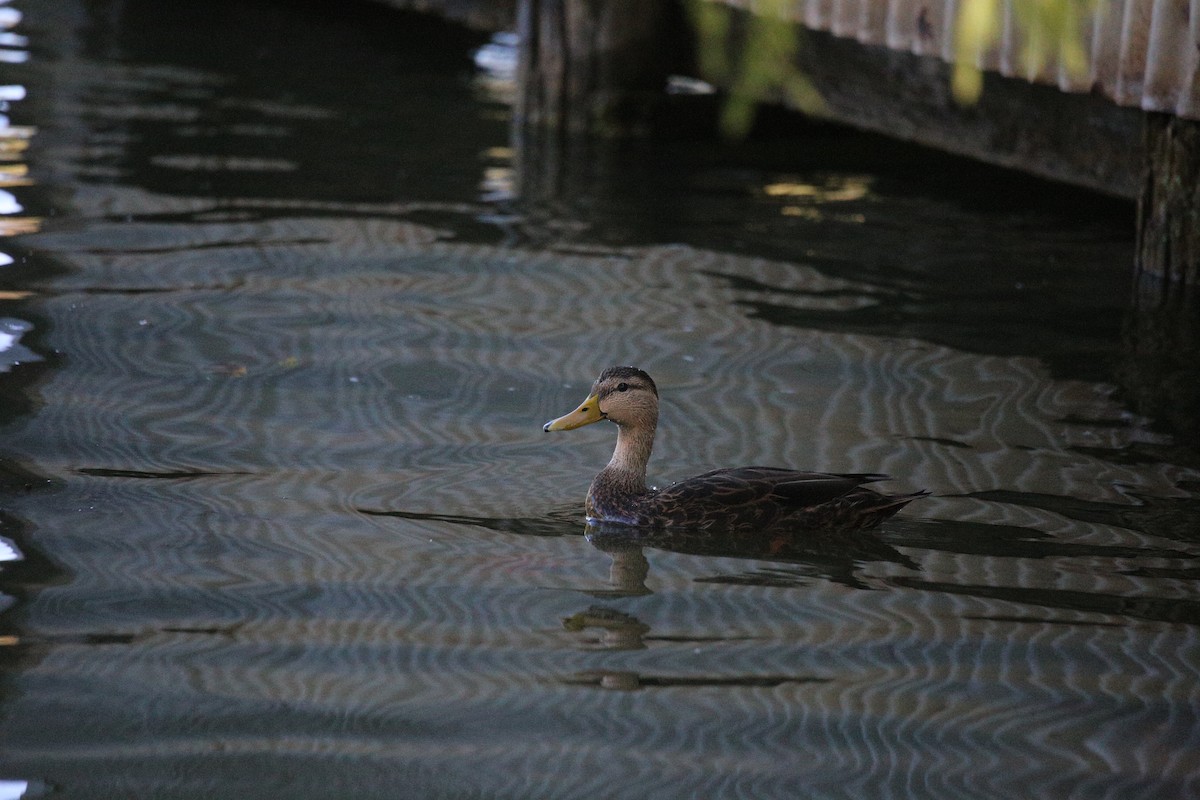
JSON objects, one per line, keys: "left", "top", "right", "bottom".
{"left": 0, "top": 2, "right": 1198, "bottom": 798}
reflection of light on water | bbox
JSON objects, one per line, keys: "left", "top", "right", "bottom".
{"left": 0, "top": 217, "right": 37, "bottom": 235}
{"left": 765, "top": 175, "right": 873, "bottom": 224}
{"left": 763, "top": 175, "right": 873, "bottom": 203}
{"left": 0, "top": 535, "right": 20, "bottom": 562}
{"left": 0, "top": 781, "right": 28, "bottom": 800}
{"left": 149, "top": 153, "right": 298, "bottom": 172}
{"left": 480, "top": 165, "right": 515, "bottom": 203}
{"left": 0, "top": 3, "right": 26, "bottom": 64}
{"left": 0, "top": 117, "right": 37, "bottom": 228}
{"left": 472, "top": 36, "right": 517, "bottom": 203}
{"left": 0, "top": 187, "right": 21, "bottom": 213}
{"left": 0, "top": 8, "right": 40, "bottom": 244}
{"left": 478, "top": 146, "right": 515, "bottom": 203}
{"left": 781, "top": 205, "right": 822, "bottom": 220}
{"left": 667, "top": 75, "right": 716, "bottom": 95}
{"left": 0, "top": 317, "right": 39, "bottom": 372}
{"left": 0, "top": 160, "right": 26, "bottom": 183}
{"left": 473, "top": 31, "right": 517, "bottom": 105}
{"left": 474, "top": 32, "right": 517, "bottom": 83}
{"left": 0, "top": 779, "right": 47, "bottom": 800}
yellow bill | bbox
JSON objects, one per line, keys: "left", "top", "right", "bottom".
{"left": 543, "top": 393, "right": 604, "bottom": 432}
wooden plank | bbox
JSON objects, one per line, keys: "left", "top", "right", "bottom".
{"left": 790, "top": 28, "right": 1146, "bottom": 199}
{"left": 1138, "top": 113, "right": 1200, "bottom": 282}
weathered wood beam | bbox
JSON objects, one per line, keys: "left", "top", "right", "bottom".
{"left": 514, "top": 0, "right": 682, "bottom": 135}
{"left": 1138, "top": 114, "right": 1200, "bottom": 285}
{"left": 787, "top": 29, "right": 1145, "bottom": 200}
{"left": 1120, "top": 276, "right": 1200, "bottom": 449}
{"left": 697, "top": 17, "right": 1197, "bottom": 288}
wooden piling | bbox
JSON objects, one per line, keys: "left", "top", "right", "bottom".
{"left": 1121, "top": 274, "right": 1200, "bottom": 449}
{"left": 514, "top": 0, "right": 683, "bottom": 135}
{"left": 1137, "top": 115, "right": 1200, "bottom": 286}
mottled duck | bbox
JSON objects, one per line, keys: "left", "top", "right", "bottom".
{"left": 543, "top": 366, "right": 926, "bottom": 532}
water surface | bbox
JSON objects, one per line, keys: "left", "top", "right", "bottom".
{"left": 0, "top": 2, "right": 1198, "bottom": 798}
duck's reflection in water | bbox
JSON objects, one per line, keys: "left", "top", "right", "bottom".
{"left": 560, "top": 669, "right": 828, "bottom": 691}
{"left": 561, "top": 520, "right": 914, "bottom": 690}
{"left": 581, "top": 518, "right": 917, "bottom": 593}
{"left": 562, "top": 605, "right": 650, "bottom": 649}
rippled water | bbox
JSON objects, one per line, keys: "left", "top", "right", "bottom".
{"left": 1, "top": 1, "right": 1198, "bottom": 798}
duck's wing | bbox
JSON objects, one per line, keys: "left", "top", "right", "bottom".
{"left": 655, "top": 467, "right": 883, "bottom": 511}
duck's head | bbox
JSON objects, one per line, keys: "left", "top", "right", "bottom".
{"left": 543, "top": 366, "right": 658, "bottom": 432}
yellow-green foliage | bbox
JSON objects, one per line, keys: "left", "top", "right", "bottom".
{"left": 954, "top": 0, "right": 1098, "bottom": 104}
{"left": 686, "top": 0, "right": 824, "bottom": 138}
{"left": 687, "top": 0, "right": 1098, "bottom": 135}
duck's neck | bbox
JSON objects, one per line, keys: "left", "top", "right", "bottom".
{"left": 598, "top": 420, "right": 656, "bottom": 496}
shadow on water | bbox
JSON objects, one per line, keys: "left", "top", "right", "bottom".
{"left": 0, "top": 505, "right": 69, "bottom": 704}
{"left": 584, "top": 520, "right": 917, "bottom": 593}
{"left": 706, "top": 265, "right": 1127, "bottom": 384}
{"left": 889, "top": 572, "right": 1200, "bottom": 626}
{"left": 1119, "top": 278, "right": 1200, "bottom": 451}
{"left": 557, "top": 661, "right": 831, "bottom": 692}
{"left": 559, "top": 600, "right": 830, "bottom": 693}
{"left": 358, "top": 506, "right": 585, "bottom": 538}
{"left": 362, "top": 505, "right": 1200, "bottom": 628}
{"left": 380, "top": 500, "right": 1200, "bottom": 692}
{"left": 93, "top": 0, "right": 500, "bottom": 207}
{"left": 361, "top": 504, "right": 921, "bottom": 589}
{"left": 511, "top": 110, "right": 1135, "bottom": 387}
{"left": 75, "top": 466, "right": 253, "bottom": 480}
{"left": 958, "top": 488, "right": 1200, "bottom": 544}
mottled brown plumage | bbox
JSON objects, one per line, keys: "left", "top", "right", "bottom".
{"left": 543, "top": 366, "right": 927, "bottom": 532}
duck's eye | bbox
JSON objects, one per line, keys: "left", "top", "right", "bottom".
{"left": 617, "top": 382, "right": 629, "bottom": 392}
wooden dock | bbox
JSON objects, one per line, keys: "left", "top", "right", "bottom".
{"left": 388, "top": 0, "right": 1198, "bottom": 285}
{"left": 710, "top": 0, "right": 1199, "bottom": 284}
